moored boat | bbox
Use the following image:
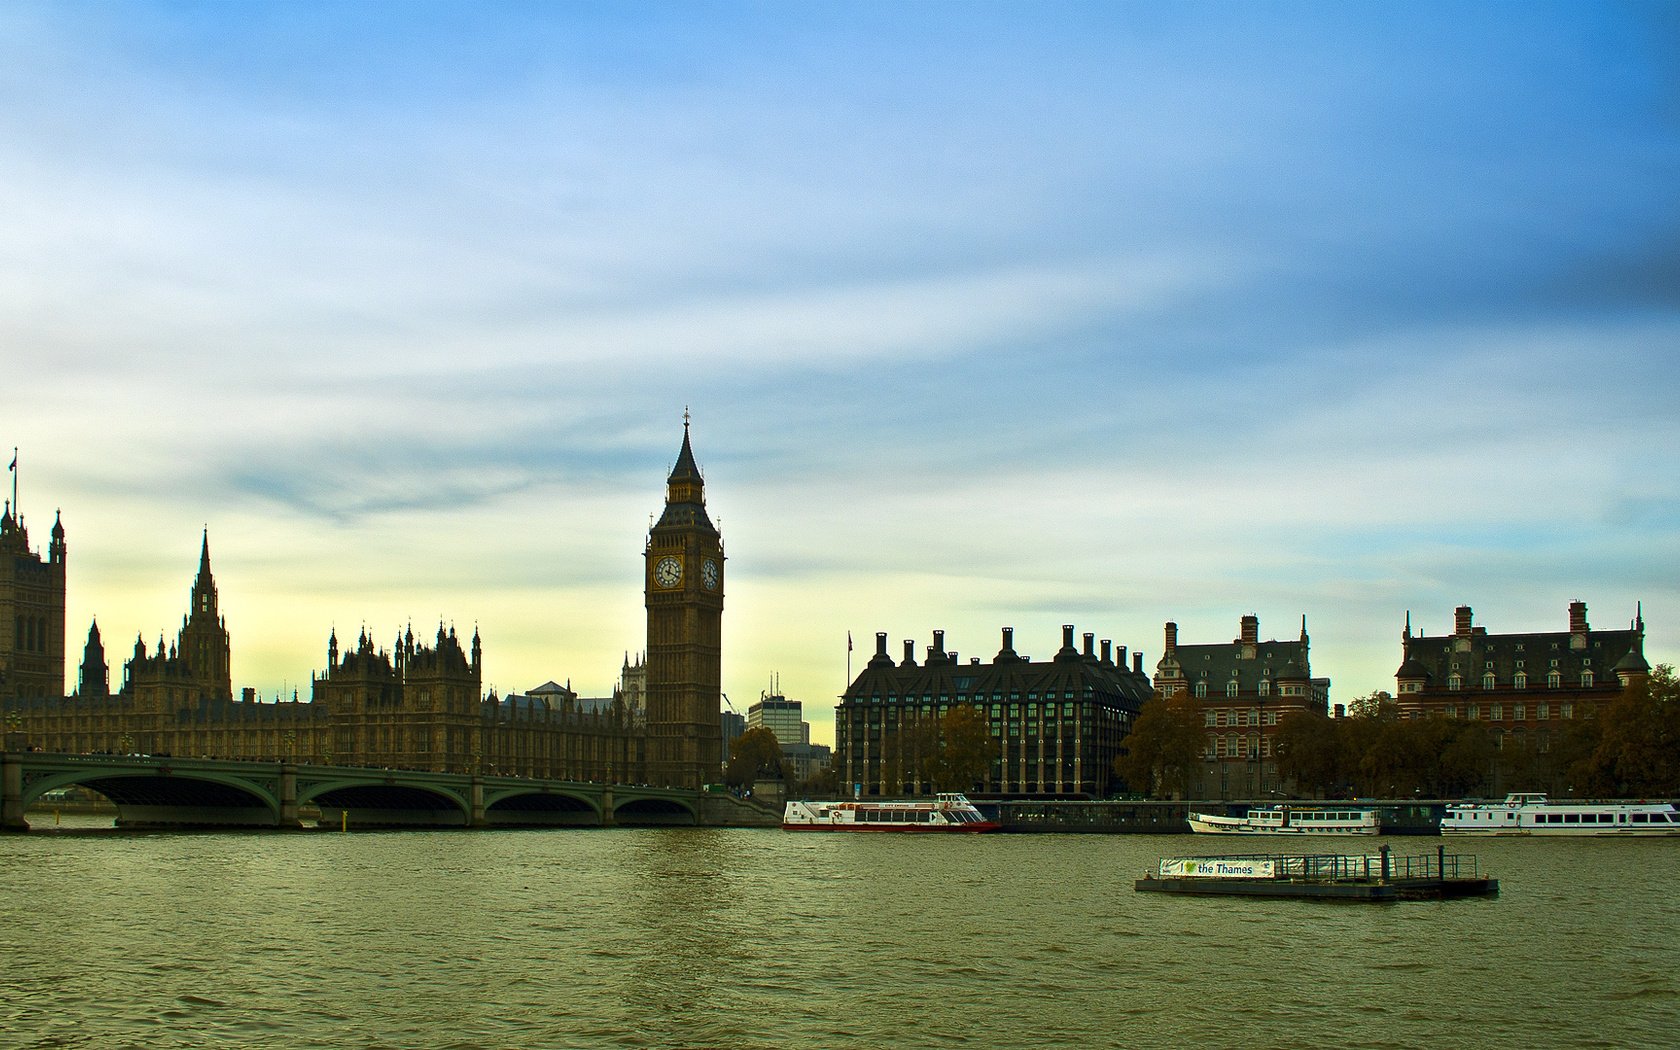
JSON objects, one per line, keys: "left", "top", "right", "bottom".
{"left": 1440, "top": 793, "right": 1680, "bottom": 836}
{"left": 1187, "top": 804, "right": 1380, "bottom": 836}
{"left": 782, "top": 792, "right": 999, "bottom": 832}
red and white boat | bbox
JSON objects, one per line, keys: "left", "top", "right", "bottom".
{"left": 782, "top": 792, "right": 999, "bottom": 832}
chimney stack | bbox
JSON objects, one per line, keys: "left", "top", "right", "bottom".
{"left": 1569, "top": 600, "right": 1589, "bottom": 635}
{"left": 1164, "top": 621, "right": 1178, "bottom": 653}
{"left": 1101, "top": 639, "right": 1112, "bottom": 663}
{"left": 1133, "top": 651, "right": 1144, "bottom": 673}
{"left": 1083, "top": 632, "right": 1095, "bottom": 657}
{"left": 1240, "top": 614, "right": 1259, "bottom": 645}
{"left": 1455, "top": 605, "right": 1473, "bottom": 637}
{"left": 996, "top": 627, "right": 1018, "bottom": 663}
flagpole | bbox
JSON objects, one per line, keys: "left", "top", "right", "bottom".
{"left": 9, "top": 448, "right": 15, "bottom": 516}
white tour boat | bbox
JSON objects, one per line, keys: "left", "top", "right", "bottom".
{"left": 782, "top": 793, "right": 1000, "bottom": 832}
{"left": 1187, "top": 804, "right": 1381, "bottom": 836}
{"left": 1440, "top": 793, "right": 1680, "bottom": 836}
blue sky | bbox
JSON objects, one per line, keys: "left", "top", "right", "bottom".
{"left": 4, "top": 2, "right": 1676, "bottom": 744}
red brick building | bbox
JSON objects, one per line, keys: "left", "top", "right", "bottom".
{"left": 1393, "top": 601, "right": 1650, "bottom": 756}
{"left": 1153, "top": 614, "right": 1329, "bottom": 798}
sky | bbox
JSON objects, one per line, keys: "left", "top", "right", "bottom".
{"left": 4, "top": 1, "right": 1677, "bottom": 747}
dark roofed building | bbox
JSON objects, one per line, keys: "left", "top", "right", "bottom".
{"left": 836, "top": 625, "right": 1153, "bottom": 798}
{"left": 1153, "top": 613, "right": 1327, "bottom": 798}
{"left": 1393, "top": 601, "right": 1650, "bottom": 759}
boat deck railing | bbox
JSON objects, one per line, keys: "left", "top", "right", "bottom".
{"left": 1162, "top": 845, "right": 1482, "bottom": 883}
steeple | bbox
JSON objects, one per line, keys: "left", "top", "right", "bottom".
{"left": 187, "top": 528, "right": 220, "bottom": 622}
{"left": 196, "top": 527, "right": 212, "bottom": 585}
{"left": 670, "top": 410, "right": 701, "bottom": 484}
{"left": 657, "top": 411, "right": 717, "bottom": 534}
{"left": 79, "top": 618, "right": 109, "bottom": 697}
{"left": 177, "top": 529, "right": 232, "bottom": 699}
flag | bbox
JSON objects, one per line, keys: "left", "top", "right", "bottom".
{"left": 7, "top": 451, "right": 13, "bottom": 472}
{"left": 847, "top": 631, "right": 852, "bottom": 652}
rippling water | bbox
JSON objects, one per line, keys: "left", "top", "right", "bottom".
{"left": 3, "top": 822, "right": 1677, "bottom": 1048}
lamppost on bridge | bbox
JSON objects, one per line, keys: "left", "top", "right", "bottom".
{"left": 4, "top": 710, "right": 22, "bottom": 753}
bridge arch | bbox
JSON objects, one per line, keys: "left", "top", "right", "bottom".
{"left": 482, "top": 788, "right": 600, "bottom": 827}
{"left": 299, "top": 777, "right": 471, "bottom": 829}
{"left": 613, "top": 795, "right": 699, "bottom": 826}
{"left": 21, "top": 768, "right": 281, "bottom": 829}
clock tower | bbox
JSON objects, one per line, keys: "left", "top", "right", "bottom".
{"left": 644, "top": 417, "right": 724, "bottom": 790}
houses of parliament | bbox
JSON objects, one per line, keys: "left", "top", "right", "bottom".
{"left": 0, "top": 425, "right": 725, "bottom": 791}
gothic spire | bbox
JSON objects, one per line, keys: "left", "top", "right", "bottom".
{"left": 668, "top": 409, "right": 702, "bottom": 486}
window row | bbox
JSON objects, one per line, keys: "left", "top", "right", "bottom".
{"left": 1443, "top": 670, "right": 1594, "bottom": 689}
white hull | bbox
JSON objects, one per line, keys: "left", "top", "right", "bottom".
{"left": 1441, "top": 793, "right": 1680, "bottom": 837}
{"left": 1441, "top": 827, "right": 1680, "bottom": 837}
{"left": 783, "top": 793, "right": 999, "bottom": 833}
{"left": 1188, "top": 807, "right": 1380, "bottom": 836}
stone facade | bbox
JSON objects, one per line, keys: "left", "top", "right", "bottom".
{"left": 0, "top": 503, "right": 66, "bottom": 702}
{"left": 0, "top": 429, "right": 725, "bottom": 785}
{"left": 644, "top": 420, "right": 725, "bottom": 790}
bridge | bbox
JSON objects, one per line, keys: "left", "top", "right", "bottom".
{"left": 0, "top": 752, "right": 756, "bottom": 831}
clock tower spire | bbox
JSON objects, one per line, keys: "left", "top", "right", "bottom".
{"left": 644, "top": 414, "right": 724, "bottom": 791}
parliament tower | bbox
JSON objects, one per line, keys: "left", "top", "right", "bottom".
{"left": 0, "top": 503, "right": 66, "bottom": 701}
{"left": 644, "top": 419, "right": 724, "bottom": 789}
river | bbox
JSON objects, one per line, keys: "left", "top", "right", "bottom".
{"left": 3, "top": 822, "right": 1676, "bottom": 1048}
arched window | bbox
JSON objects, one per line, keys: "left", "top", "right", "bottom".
{"left": 1226, "top": 680, "right": 1239, "bottom": 698}
{"left": 1448, "top": 674, "right": 1462, "bottom": 690}
{"left": 1482, "top": 673, "right": 1496, "bottom": 690}
{"left": 1514, "top": 671, "right": 1527, "bottom": 689}
{"left": 1580, "top": 670, "right": 1594, "bottom": 687}
{"left": 1547, "top": 671, "right": 1561, "bottom": 688}
{"left": 1258, "top": 678, "right": 1271, "bottom": 696}
{"left": 1193, "top": 682, "right": 1207, "bottom": 698}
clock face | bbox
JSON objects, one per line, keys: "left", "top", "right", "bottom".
{"left": 702, "top": 558, "right": 719, "bottom": 590}
{"left": 654, "top": 556, "right": 682, "bottom": 588}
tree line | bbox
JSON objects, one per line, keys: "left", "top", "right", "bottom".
{"left": 1115, "top": 665, "right": 1680, "bottom": 799}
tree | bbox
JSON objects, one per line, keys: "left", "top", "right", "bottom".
{"left": 1345, "top": 690, "right": 1399, "bottom": 721}
{"left": 1575, "top": 665, "right": 1680, "bottom": 797}
{"left": 880, "top": 715, "right": 942, "bottom": 794}
{"left": 933, "top": 704, "right": 995, "bottom": 792}
{"left": 1273, "top": 710, "right": 1343, "bottom": 797}
{"left": 1113, "top": 692, "right": 1203, "bottom": 799}
{"left": 724, "top": 727, "right": 785, "bottom": 788}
